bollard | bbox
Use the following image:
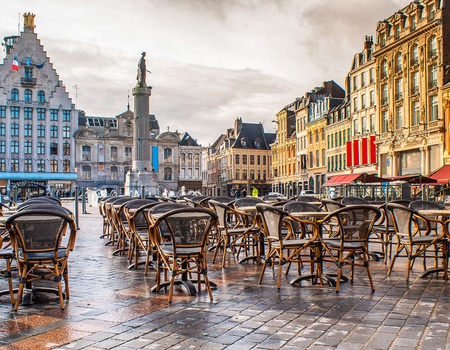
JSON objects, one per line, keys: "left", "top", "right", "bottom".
{"left": 74, "top": 185, "right": 80, "bottom": 230}
{"left": 141, "top": 185, "right": 145, "bottom": 199}
{"left": 82, "top": 187, "right": 87, "bottom": 214}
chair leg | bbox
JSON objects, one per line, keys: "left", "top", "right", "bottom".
{"left": 363, "top": 251, "right": 374, "bottom": 292}
{"left": 5, "top": 258, "right": 15, "bottom": 305}
{"left": 277, "top": 250, "right": 283, "bottom": 290}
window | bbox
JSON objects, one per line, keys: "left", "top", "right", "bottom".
{"left": 396, "top": 106, "right": 403, "bottom": 129}
{"left": 37, "top": 124, "right": 45, "bottom": 137}
{"left": 164, "top": 148, "right": 172, "bottom": 163}
{"left": 396, "top": 52, "right": 402, "bottom": 72}
{"left": 353, "top": 76, "right": 358, "bottom": 91}
{"left": 381, "top": 84, "right": 388, "bottom": 105}
{"left": 361, "top": 72, "right": 366, "bottom": 87}
{"left": 353, "top": 97, "right": 358, "bottom": 112}
{"left": 0, "top": 123, "right": 5, "bottom": 136}
{"left": 0, "top": 106, "right": 5, "bottom": 118}
{"left": 263, "top": 156, "right": 266, "bottom": 166}
{"left": 429, "top": 63, "right": 438, "bottom": 89}
{"left": 24, "top": 107, "right": 33, "bottom": 120}
{"left": 50, "top": 109, "right": 58, "bottom": 121}
{"left": 24, "top": 159, "right": 32, "bottom": 172}
{"left": 164, "top": 167, "right": 172, "bottom": 180}
{"left": 382, "top": 110, "right": 389, "bottom": 133}
{"left": 24, "top": 67, "right": 33, "bottom": 81}
{"left": 0, "top": 159, "right": 4, "bottom": 172}
{"left": 50, "top": 142, "right": 58, "bottom": 155}
{"left": 11, "top": 141, "right": 19, "bottom": 154}
{"left": 63, "top": 160, "right": 70, "bottom": 173}
{"left": 250, "top": 155, "right": 255, "bottom": 165}
{"left": 37, "top": 142, "right": 45, "bottom": 155}
{"left": 10, "top": 106, "right": 19, "bottom": 119}
{"left": 82, "top": 166, "right": 91, "bottom": 180}
{"left": 257, "top": 155, "right": 261, "bottom": 165}
{"left": 243, "top": 169, "right": 248, "bottom": 180}
{"left": 111, "top": 166, "right": 118, "bottom": 180}
{"left": 370, "top": 90, "right": 375, "bottom": 106}
{"left": 354, "top": 119, "right": 360, "bottom": 136}
{"left": 395, "top": 78, "right": 403, "bottom": 100}
{"left": 37, "top": 159, "right": 45, "bottom": 172}
{"left": 11, "top": 159, "right": 19, "bottom": 172}
{"left": 429, "top": 35, "right": 437, "bottom": 58}
{"left": 370, "top": 114, "right": 376, "bottom": 132}
{"left": 235, "top": 169, "right": 240, "bottom": 180}
{"left": 430, "top": 95, "right": 438, "bottom": 121}
{"left": 381, "top": 60, "right": 388, "bottom": 79}
{"left": 37, "top": 108, "right": 45, "bottom": 120}
{"left": 82, "top": 145, "right": 91, "bottom": 161}
{"left": 412, "top": 101, "right": 420, "bottom": 125}
{"left": 411, "top": 14, "right": 417, "bottom": 30}
{"left": 395, "top": 24, "right": 401, "bottom": 39}
{"left": 194, "top": 154, "right": 199, "bottom": 166}
{"left": 37, "top": 90, "right": 45, "bottom": 103}
{"left": 11, "top": 89, "right": 19, "bottom": 101}
{"left": 50, "top": 125, "right": 58, "bottom": 138}
{"left": 24, "top": 89, "right": 32, "bottom": 102}
{"left": 24, "top": 124, "right": 32, "bottom": 137}
{"left": 315, "top": 150, "right": 319, "bottom": 167}
{"left": 125, "top": 146, "right": 132, "bottom": 160}
{"left": 63, "top": 142, "right": 70, "bottom": 156}
{"left": 411, "top": 43, "right": 419, "bottom": 65}
{"left": 111, "top": 146, "right": 118, "bottom": 161}
{"left": 369, "top": 68, "right": 374, "bottom": 83}
{"left": 11, "top": 123, "right": 19, "bottom": 137}
{"left": 362, "top": 116, "right": 367, "bottom": 133}
{"left": 63, "top": 126, "right": 70, "bottom": 138}
{"left": 50, "top": 159, "right": 58, "bottom": 172}
{"left": 0, "top": 141, "right": 5, "bottom": 153}
{"left": 361, "top": 94, "right": 366, "bottom": 109}
{"left": 412, "top": 71, "right": 419, "bottom": 94}
{"left": 243, "top": 155, "right": 247, "bottom": 165}
{"left": 63, "top": 110, "right": 71, "bottom": 122}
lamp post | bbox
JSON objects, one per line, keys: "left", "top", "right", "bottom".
{"left": 213, "top": 184, "right": 216, "bottom": 197}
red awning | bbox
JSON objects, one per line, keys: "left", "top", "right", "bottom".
{"left": 430, "top": 165, "right": 450, "bottom": 184}
{"left": 323, "top": 174, "right": 360, "bottom": 186}
{"left": 323, "top": 173, "right": 387, "bottom": 186}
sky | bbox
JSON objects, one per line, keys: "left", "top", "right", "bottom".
{"left": 0, "top": 0, "right": 411, "bottom": 146}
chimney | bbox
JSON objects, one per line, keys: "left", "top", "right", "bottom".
{"left": 364, "top": 35, "right": 373, "bottom": 50}
{"left": 234, "top": 117, "right": 242, "bottom": 134}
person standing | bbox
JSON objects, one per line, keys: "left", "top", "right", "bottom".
{"left": 252, "top": 187, "right": 259, "bottom": 198}
{"left": 241, "top": 188, "right": 247, "bottom": 198}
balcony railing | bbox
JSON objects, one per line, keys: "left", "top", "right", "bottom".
{"left": 395, "top": 92, "right": 403, "bottom": 101}
{"left": 428, "top": 80, "right": 438, "bottom": 89}
{"left": 410, "top": 58, "right": 419, "bottom": 67}
{"left": 381, "top": 98, "right": 388, "bottom": 106}
{"left": 21, "top": 77, "right": 36, "bottom": 86}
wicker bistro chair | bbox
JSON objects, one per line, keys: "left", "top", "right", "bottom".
{"left": 318, "top": 205, "right": 382, "bottom": 293}
{"left": 209, "top": 200, "right": 261, "bottom": 267}
{"left": 123, "top": 198, "right": 160, "bottom": 272}
{"left": 409, "top": 200, "right": 446, "bottom": 236}
{"left": 255, "top": 203, "right": 323, "bottom": 289}
{"left": 386, "top": 203, "right": 448, "bottom": 281}
{"left": 98, "top": 196, "right": 112, "bottom": 238}
{"left": 6, "top": 208, "right": 77, "bottom": 310}
{"left": 148, "top": 207, "right": 218, "bottom": 303}
{"left": 0, "top": 228, "right": 15, "bottom": 305}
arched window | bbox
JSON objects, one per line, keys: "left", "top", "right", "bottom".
{"left": 37, "top": 90, "right": 45, "bottom": 103}
{"left": 24, "top": 89, "right": 32, "bottom": 102}
{"left": 11, "top": 88, "right": 19, "bottom": 101}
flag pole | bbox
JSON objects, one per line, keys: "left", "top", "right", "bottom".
{"left": 18, "top": 13, "right": 20, "bottom": 36}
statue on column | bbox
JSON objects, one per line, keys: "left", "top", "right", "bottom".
{"left": 136, "top": 52, "right": 147, "bottom": 87}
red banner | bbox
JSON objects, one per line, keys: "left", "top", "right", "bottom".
{"left": 346, "top": 142, "right": 353, "bottom": 167}
{"left": 370, "top": 135, "right": 377, "bottom": 163}
{"left": 361, "top": 138, "right": 368, "bottom": 165}
{"left": 353, "top": 140, "right": 360, "bottom": 166}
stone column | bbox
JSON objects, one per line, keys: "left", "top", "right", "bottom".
{"left": 132, "top": 86, "right": 152, "bottom": 172}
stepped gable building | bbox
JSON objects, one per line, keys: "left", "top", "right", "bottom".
{"left": 0, "top": 13, "right": 77, "bottom": 200}
{"left": 373, "top": 0, "right": 447, "bottom": 178}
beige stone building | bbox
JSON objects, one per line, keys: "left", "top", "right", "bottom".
{"left": 374, "top": 0, "right": 446, "bottom": 178}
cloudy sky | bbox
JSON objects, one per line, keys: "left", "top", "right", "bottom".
{"left": 0, "top": 0, "right": 411, "bottom": 146}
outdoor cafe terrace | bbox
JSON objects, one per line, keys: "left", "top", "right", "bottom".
{"left": 0, "top": 195, "right": 449, "bottom": 349}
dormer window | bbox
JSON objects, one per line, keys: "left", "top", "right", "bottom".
{"left": 254, "top": 140, "right": 261, "bottom": 149}
{"left": 240, "top": 138, "right": 247, "bottom": 147}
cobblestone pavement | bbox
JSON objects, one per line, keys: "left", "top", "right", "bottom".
{"left": 0, "top": 203, "right": 449, "bottom": 349}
